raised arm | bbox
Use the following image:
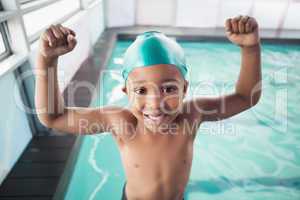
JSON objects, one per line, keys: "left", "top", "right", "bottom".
{"left": 35, "top": 24, "right": 125, "bottom": 135}
{"left": 185, "top": 15, "right": 262, "bottom": 122}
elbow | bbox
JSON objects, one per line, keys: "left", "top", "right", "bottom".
{"left": 250, "top": 88, "right": 262, "bottom": 107}
{"left": 243, "top": 91, "right": 261, "bottom": 108}
{"left": 237, "top": 83, "right": 262, "bottom": 108}
{"left": 236, "top": 89, "right": 261, "bottom": 109}
{"left": 37, "top": 115, "right": 54, "bottom": 128}
{"left": 251, "top": 92, "right": 261, "bottom": 107}
{"left": 37, "top": 115, "right": 67, "bottom": 135}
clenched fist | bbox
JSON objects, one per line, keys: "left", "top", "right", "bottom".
{"left": 225, "top": 15, "right": 260, "bottom": 47}
{"left": 39, "top": 24, "right": 77, "bottom": 59}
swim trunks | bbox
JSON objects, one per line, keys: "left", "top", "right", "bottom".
{"left": 121, "top": 181, "right": 185, "bottom": 200}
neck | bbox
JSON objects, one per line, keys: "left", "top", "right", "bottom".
{"left": 136, "top": 119, "right": 179, "bottom": 138}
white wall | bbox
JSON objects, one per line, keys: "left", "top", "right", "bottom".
{"left": 282, "top": 2, "right": 300, "bottom": 29}
{"left": 0, "top": 1, "right": 105, "bottom": 185}
{"left": 252, "top": 0, "right": 287, "bottom": 29}
{"left": 136, "top": 0, "right": 175, "bottom": 26}
{"left": 176, "top": 0, "right": 220, "bottom": 28}
{"left": 105, "top": 0, "right": 135, "bottom": 27}
{"left": 216, "top": 0, "right": 253, "bottom": 27}
{"left": 107, "top": 0, "right": 300, "bottom": 30}
{"left": 0, "top": 72, "right": 32, "bottom": 184}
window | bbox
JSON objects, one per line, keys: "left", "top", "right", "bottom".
{"left": 0, "top": 28, "right": 6, "bottom": 56}
{"left": 0, "top": 23, "right": 11, "bottom": 61}
{"left": 0, "top": 0, "right": 97, "bottom": 65}
{"left": 20, "top": 0, "right": 80, "bottom": 42}
{"left": 19, "top": 0, "right": 44, "bottom": 4}
{"left": 0, "top": 2, "right": 11, "bottom": 61}
{"left": 86, "top": 0, "right": 101, "bottom": 5}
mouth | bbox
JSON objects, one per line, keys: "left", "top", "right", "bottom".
{"left": 143, "top": 113, "right": 166, "bottom": 124}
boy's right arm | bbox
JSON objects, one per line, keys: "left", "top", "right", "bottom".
{"left": 35, "top": 24, "right": 125, "bottom": 135}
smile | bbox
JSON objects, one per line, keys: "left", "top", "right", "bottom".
{"left": 143, "top": 113, "right": 166, "bottom": 123}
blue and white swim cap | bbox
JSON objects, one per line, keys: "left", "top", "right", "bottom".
{"left": 122, "top": 31, "right": 188, "bottom": 82}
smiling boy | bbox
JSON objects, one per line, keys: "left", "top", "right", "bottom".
{"left": 35, "top": 15, "right": 261, "bottom": 200}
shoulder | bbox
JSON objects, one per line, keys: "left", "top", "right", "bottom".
{"left": 181, "top": 99, "right": 204, "bottom": 123}
{"left": 175, "top": 99, "right": 203, "bottom": 137}
{"left": 94, "top": 105, "right": 136, "bottom": 125}
{"left": 97, "top": 106, "right": 137, "bottom": 142}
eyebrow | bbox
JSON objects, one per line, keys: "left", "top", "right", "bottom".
{"left": 132, "top": 78, "right": 180, "bottom": 84}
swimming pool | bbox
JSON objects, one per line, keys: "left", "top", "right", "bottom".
{"left": 61, "top": 40, "right": 300, "bottom": 200}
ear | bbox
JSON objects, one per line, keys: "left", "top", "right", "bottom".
{"left": 183, "top": 80, "right": 189, "bottom": 97}
{"left": 122, "top": 86, "right": 127, "bottom": 94}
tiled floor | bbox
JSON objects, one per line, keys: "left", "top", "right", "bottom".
{"left": 0, "top": 135, "right": 76, "bottom": 200}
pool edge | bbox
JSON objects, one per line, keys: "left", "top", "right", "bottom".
{"left": 53, "top": 136, "right": 84, "bottom": 200}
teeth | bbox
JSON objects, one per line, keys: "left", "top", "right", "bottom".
{"left": 144, "top": 113, "right": 164, "bottom": 121}
{"left": 148, "top": 115, "right": 163, "bottom": 120}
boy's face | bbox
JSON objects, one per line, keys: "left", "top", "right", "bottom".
{"left": 122, "top": 64, "right": 188, "bottom": 132}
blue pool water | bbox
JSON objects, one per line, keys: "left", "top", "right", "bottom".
{"left": 64, "top": 40, "right": 300, "bottom": 200}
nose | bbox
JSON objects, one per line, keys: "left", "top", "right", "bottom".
{"left": 145, "top": 92, "right": 162, "bottom": 111}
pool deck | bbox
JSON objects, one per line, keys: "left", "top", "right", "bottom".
{"left": 0, "top": 135, "right": 76, "bottom": 200}
{"left": 0, "top": 26, "right": 299, "bottom": 200}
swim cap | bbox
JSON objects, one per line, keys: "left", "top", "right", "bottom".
{"left": 122, "top": 31, "right": 188, "bottom": 82}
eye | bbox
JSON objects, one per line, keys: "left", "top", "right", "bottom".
{"left": 161, "top": 85, "right": 178, "bottom": 94}
{"left": 134, "top": 87, "right": 146, "bottom": 95}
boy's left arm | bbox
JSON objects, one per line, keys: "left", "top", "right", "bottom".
{"left": 186, "top": 15, "right": 262, "bottom": 122}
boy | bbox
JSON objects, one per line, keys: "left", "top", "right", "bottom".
{"left": 35, "top": 15, "right": 261, "bottom": 200}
